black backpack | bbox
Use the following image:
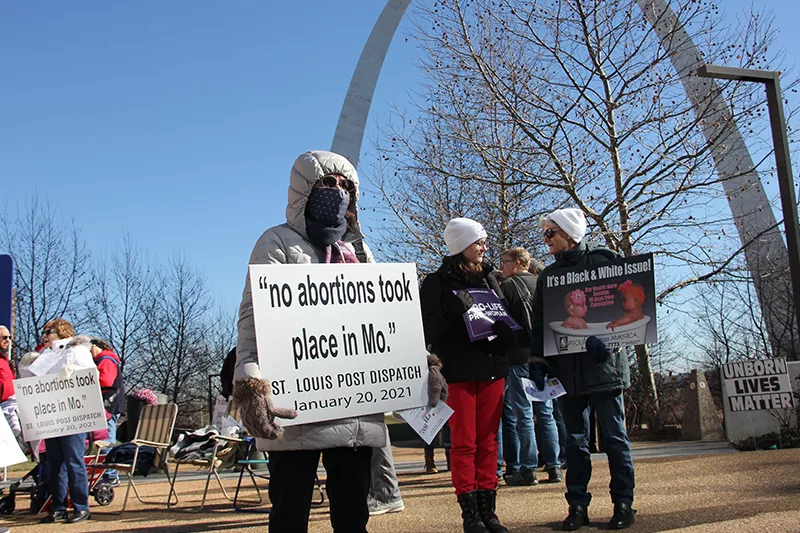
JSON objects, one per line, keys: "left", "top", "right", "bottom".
{"left": 96, "top": 355, "right": 126, "bottom": 415}
{"left": 507, "top": 276, "right": 535, "bottom": 339}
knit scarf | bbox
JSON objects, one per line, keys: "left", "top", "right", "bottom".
{"left": 324, "top": 240, "right": 360, "bottom": 264}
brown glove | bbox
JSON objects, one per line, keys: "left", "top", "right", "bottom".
{"left": 232, "top": 378, "right": 297, "bottom": 440}
{"left": 427, "top": 354, "right": 449, "bottom": 407}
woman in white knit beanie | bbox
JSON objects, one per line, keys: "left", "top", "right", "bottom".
{"left": 420, "top": 217, "right": 512, "bottom": 533}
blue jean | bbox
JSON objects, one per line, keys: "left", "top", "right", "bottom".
{"left": 552, "top": 398, "right": 568, "bottom": 466}
{"left": 368, "top": 425, "right": 402, "bottom": 503}
{"left": 105, "top": 413, "right": 120, "bottom": 480}
{"left": 529, "top": 364, "right": 560, "bottom": 470}
{"left": 45, "top": 433, "right": 89, "bottom": 512}
{"left": 500, "top": 364, "right": 560, "bottom": 475}
{"left": 560, "top": 391, "right": 635, "bottom": 507}
{"left": 501, "top": 365, "right": 538, "bottom": 474}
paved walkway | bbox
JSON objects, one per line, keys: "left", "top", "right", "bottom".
{"left": 2, "top": 443, "right": 798, "bottom": 533}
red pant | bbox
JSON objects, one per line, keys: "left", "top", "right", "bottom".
{"left": 446, "top": 379, "right": 505, "bottom": 495}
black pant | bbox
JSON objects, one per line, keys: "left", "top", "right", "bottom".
{"left": 268, "top": 447, "right": 373, "bottom": 533}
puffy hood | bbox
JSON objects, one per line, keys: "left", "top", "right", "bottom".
{"left": 68, "top": 335, "right": 93, "bottom": 349}
{"left": 286, "top": 150, "right": 364, "bottom": 242}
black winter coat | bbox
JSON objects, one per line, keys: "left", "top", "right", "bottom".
{"left": 531, "top": 242, "right": 631, "bottom": 396}
{"left": 498, "top": 272, "right": 538, "bottom": 366}
{"left": 420, "top": 262, "right": 509, "bottom": 383}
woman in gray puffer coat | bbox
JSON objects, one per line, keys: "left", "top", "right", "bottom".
{"left": 233, "top": 150, "right": 385, "bottom": 533}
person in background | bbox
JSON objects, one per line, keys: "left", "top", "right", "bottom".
{"left": 90, "top": 338, "right": 125, "bottom": 486}
{"left": 423, "top": 422, "right": 451, "bottom": 474}
{"left": 0, "top": 325, "right": 22, "bottom": 449}
{"left": 420, "top": 217, "right": 512, "bottom": 533}
{"left": 531, "top": 209, "right": 635, "bottom": 531}
{"left": 497, "top": 248, "right": 562, "bottom": 486}
{"left": 220, "top": 347, "right": 237, "bottom": 401}
{"left": 39, "top": 318, "right": 96, "bottom": 524}
{"left": 525, "top": 258, "right": 568, "bottom": 470}
{"left": 0, "top": 325, "right": 14, "bottom": 403}
{"left": 367, "top": 426, "right": 406, "bottom": 516}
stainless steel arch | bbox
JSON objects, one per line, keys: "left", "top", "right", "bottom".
{"left": 637, "top": 0, "right": 796, "bottom": 357}
{"left": 331, "top": 0, "right": 412, "bottom": 167}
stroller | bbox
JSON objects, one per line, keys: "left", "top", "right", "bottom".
{"left": 0, "top": 438, "right": 116, "bottom": 515}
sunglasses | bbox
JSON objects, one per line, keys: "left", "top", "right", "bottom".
{"left": 42, "top": 329, "right": 54, "bottom": 336}
{"left": 320, "top": 174, "right": 355, "bottom": 193}
{"left": 543, "top": 228, "right": 559, "bottom": 239}
{"left": 0, "top": 336, "right": 10, "bottom": 341}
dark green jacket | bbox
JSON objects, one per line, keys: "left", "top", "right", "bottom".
{"left": 531, "top": 241, "right": 630, "bottom": 396}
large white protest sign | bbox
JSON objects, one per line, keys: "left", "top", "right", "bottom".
{"left": 721, "top": 358, "right": 794, "bottom": 412}
{"left": 0, "top": 414, "right": 27, "bottom": 468}
{"left": 14, "top": 368, "right": 107, "bottom": 441}
{"left": 250, "top": 263, "right": 428, "bottom": 426}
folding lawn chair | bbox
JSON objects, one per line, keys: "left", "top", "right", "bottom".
{"left": 90, "top": 403, "right": 179, "bottom": 513}
{"left": 168, "top": 433, "right": 254, "bottom": 511}
{"left": 231, "top": 437, "right": 325, "bottom": 513}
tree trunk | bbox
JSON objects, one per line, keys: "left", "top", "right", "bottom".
{"left": 634, "top": 344, "right": 662, "bottom": 431}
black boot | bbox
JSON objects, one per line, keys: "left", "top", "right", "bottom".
{"left": 476, "top": 489, "right": 509, "bottom": 533}
{"left": 40, "top": 510, "right": 67, "bottom": 523}
{"left": 608, "top": 502, "right": 636, "bottom": 529}
{"left": 456, "top": 492, "right": 490, "bottom": 533}
{"left": 562, "top": 504, "right": 590, "bottom": 531}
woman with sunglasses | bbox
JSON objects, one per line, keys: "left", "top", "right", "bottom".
{"left": 530, "top": 209, "right": 636, "bottom": 531}
{"left": 233, "top": 151, "right": 386, "bottom": 533}
{"left": 37, "top": 317, "right": 97, "bottom": 524}
{"left": 419, "top": 218, "right": 513, "bottom": 533}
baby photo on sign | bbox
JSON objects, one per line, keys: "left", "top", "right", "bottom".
{"left": 541, "top": 253, "right": 657, "bottom": 356}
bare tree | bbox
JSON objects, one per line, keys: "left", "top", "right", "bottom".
{"left": 367, "top": 80, "right": 559, "bottom": 271}
{"left": 370, "top": 0, "right": 797, "bottom": 429}
{"left": 0, "top": 197, "right": 92, "bottom": 359}
{"left": 85, "top": 234, "right": 155, "bottom": 377}
{"left": 685, "top": 266, "right": 773, "bottom": 368}
{"left": 135, "top": 256, "right": 214, "bottom": 426}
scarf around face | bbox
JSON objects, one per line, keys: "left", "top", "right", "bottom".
{"left": 305, "top": 187, "right": 351, "bottom": 247}
{"left": 324, "top": 240, "right": 360, "bottom": 264}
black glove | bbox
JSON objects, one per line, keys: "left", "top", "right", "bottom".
{"left": 585, "top": 336, "right": 611, "bottom": 362}
{"left": 426, "top": 354, "right": 448, "bottom": 407}
{"left": 491, "top": 320, "right": 515, "bottom": 350}
{"left": 453, "top": 290, "right": 475, "bottom": 311}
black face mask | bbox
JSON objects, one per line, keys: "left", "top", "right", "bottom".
{"left": 306, "top": 187, "right": 350, "bottom": 225}
{"left": 305, "top": 187, "right": 351, "bottom": 247}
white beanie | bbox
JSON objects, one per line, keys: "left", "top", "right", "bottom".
{"left": 544, "top": 208, "right": 587, "bottom": 243}
{"left": 444, "top": 218, "right": 487, "bottom": 256}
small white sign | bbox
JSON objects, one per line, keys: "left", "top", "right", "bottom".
{"left": 212, "top": 395, "right": 229, "bottom": 428}
{"left": 521, "top": 377, "right": 567, "bottom": 402}
{"left": 0, "top": 413, "right": 27, "bottom": 468}
{"left": 26, "top": 346, "right": 65, "bottom": 377}
{"left": 249, "top": 263, "right": 428, "bottom": 426}
{"left": 14, "top": 368, "right": 107, "bottom": 441}
{"left": 396, "top": 402, "right": 454, "bottom": 445}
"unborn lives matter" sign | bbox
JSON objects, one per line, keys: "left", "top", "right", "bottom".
{"left": 721, "top": 358, "right": 795, "bottom": 412}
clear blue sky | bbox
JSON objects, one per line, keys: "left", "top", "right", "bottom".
{"left": 1, "top": 0, "right": 798, "bottom": 314}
